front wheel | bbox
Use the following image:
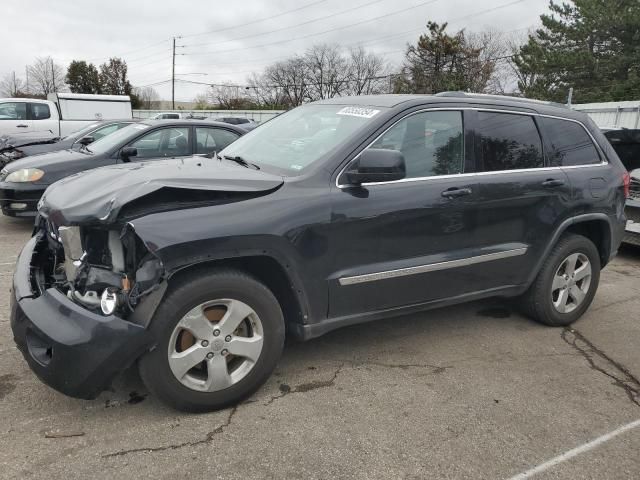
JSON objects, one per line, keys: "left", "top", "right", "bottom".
{"left": 521, "top": 234, "right": 601, "bottom": 327}
{"left": 139, "top": 269, "right": 285, "bottom": 412}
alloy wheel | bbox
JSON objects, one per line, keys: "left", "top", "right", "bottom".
{"left": 551, "top": 252, "right": 592, "bottom": 314}
{"left": 167, "top": 298, "right": 264, "bottom": 392}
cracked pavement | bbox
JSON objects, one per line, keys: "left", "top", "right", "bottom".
{"left": 1, "top": 214, "right": 639, "bottom": 479}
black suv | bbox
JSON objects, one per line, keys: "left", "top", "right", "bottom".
{"left": 11, "top": 93, "right": 629, "bottom": 412}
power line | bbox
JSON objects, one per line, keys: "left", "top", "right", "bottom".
{"left": 84, "top": 40, "right": 170, "bottom": 63}
{"left": 183, "top": 0, "right": 443, "bottom": 57}
{"left": 179, "top": 0, "right": 330, "bottom": 39}
{"left": 353, "top": 0, "right": 527, "bottom": 49}
{"left": 183, "top": 0, "right": 388, "bottom": 48}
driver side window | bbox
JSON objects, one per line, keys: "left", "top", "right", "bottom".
{"left": 130, "top": 127, "right": 190, "bottom": 158}
{"left": 369, "top": 110, "right": 464, "bottom": 178}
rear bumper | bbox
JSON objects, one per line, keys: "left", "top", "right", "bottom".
{"left": 10, "top": 235, "right": 152, "bottom": 399}
{"left": 0, "top": 182, "right": 45, "bottom": 216}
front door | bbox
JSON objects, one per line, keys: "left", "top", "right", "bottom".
{"left": 0, "top": 102, "right": 31, "bottom": 136}
{"left": 328, "top": 109, "right": 482, "bottom": 317}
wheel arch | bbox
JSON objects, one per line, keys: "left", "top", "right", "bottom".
{"left": 526, "top": 213, "right": 613, "bottom": 288}
{"left": 166, "top": 254, "right": 309, "bottom": 336}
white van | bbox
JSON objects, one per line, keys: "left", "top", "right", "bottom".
{"left": 0, "top": 93, "right": 132, "bottom": 139}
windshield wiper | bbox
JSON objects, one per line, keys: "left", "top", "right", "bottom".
{"left": 221, "top": 154, "right": 260, "bottom": 170}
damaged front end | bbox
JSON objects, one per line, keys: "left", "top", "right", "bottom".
{"left": 38, "top": 217, "right": 166, "bottom": 324}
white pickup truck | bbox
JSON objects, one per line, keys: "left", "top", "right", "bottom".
{"left": 0, "top": 93, "right": 132, "bottom": 139}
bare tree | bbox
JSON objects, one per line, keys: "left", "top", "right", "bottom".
{"left": 466, "top": 30, "right": 512, "bottom": 94}
{"left": 246, "top": 72, "right": 281, "bottom": 108}
{"left": 193, "top": 93, "right": 211, "bottom": 110}
{"left": 134, "top": 86, "right": 160, "bottom": 109}
{"left": 208, "top": 82, "right": 249, "bottom": 109}
{"left": 263, "top": 56, "right": 309, "bottom": 107}
{"left": 304, "top": 44, "right": 350, "bottom": 100}
{"left": 347, "top": 47, "right": 391, "bottom": 95}
{"left": 26, "top": 56, "right": 66, "bottom": 96}
{"left": 0, "top": 73, "right": 25, "bottom": 97}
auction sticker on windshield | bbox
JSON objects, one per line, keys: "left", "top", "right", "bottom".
{"left": 336, "top": 107, "right": 380, "bottom": 118}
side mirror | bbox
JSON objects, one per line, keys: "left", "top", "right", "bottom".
{"left": 346, "top": 149, "right": 406, "bottom": 185}
{"left": 78, "top": 136, "right": 94, "bottom": 146}
{"left": 120, "top": 146, "right": 138, "bottom": 162}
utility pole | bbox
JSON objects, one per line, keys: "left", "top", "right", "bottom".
{"left": 25, "top": 67, "right": 29, "bottom": 95}
{"left": 12, "top": 71, "right": 16, "bottom": 96}
{"left": 172, "top": 37, "right": 176, "bottom": 110}
{"left": 51, "top": 57, "right": 55, "bottom": 93}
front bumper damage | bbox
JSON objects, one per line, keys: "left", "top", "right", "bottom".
{"left": 10, "top": 220, "right": 166, "bottom": 399}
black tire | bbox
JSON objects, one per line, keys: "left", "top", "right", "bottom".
{"left": 139, "top": 269, "right": 285, "bottom": 412}
{"left": 521, "top": 234, "right": 601, "bottom": 327}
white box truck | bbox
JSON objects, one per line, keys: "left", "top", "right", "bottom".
{"left": 0, "top": 93, "right": 132, "bottom": 139}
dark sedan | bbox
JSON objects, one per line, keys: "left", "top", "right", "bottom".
{"left": 0, "top": 119, "right": 136, "bottom": 168}
{"left": 0, "top": 119, "right": 245, "bottom": 216}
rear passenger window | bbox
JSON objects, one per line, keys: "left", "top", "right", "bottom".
{"left": 541, "top": 117, "right": 601, "bottom": 166}
{"left": 29, "top": 103, "right": 51, "bottom": 120}
{"left": 477, "top": 112, "right": 544, "bottom": 171}
{"left": 196, "top": 128, "right": 240, "bottom": 154}
{"left": 370, "top": 110, "right": 464, "bottom": 178}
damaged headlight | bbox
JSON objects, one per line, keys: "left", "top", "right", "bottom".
{"left": 55, "top": 223, "right": 165, "bottom": 318}
{"left": 5, "top": 168, "right": 44, "bottom": 182}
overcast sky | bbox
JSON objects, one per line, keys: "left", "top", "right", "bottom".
{"left": 2, "top": 0, "right": 547, "bottom": 102}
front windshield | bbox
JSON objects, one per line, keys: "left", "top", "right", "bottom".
{"left": 85, "top": 123, "right": 151, "bottom": 154}
{"left": 220, "top": 104, "right": 387, "bottom": 174}
{"left": 62, "top": 123, "right": 101, "bottom": 141}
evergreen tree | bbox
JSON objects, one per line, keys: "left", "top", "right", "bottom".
{"left": 514, "top": 0, "right": 640, "bottom": 102}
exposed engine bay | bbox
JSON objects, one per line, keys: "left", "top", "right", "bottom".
{"left": 35, "top": 217, "right": 165, "bottom": 318}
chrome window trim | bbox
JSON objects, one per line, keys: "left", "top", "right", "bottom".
{"left": 338, "top": 247, "right": 528, "bottom": 286}
{"left": 336, "top": 107, "right": 607, "bottom": 189}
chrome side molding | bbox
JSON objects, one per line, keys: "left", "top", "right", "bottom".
{"left": 338, "top": 247, "right": 528, "bottom": 286}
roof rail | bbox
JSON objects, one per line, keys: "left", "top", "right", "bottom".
{"left": 434, "top": 91, "right": 568, "bottom": 109}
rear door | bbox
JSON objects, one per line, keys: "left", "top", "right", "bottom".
{"left": 28, "top": 102, "right": 58, "bottom": 136}
{"left": 469, "top": 109, "right": 572, "bottom": 289}
{"left": 0, "top": 101, "right": 31, "bottom": 135}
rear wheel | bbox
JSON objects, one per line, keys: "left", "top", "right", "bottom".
{"left": 139, "top": 269, "right": 285, "bottom": 412}
{"left": 521, "top": 234, "right": 600, "bottom": 327}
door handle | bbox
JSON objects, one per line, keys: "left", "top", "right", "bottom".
{"left": 16, "top": 124, "right": 28, "bottom": 128}
{"left": 441, "top": 187, "right": 472, "bottom": 198}
{"left": 542, "top": 179, "right": 565, "bottom": 188}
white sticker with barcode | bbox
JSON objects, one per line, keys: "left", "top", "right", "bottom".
{"left": 336, "top": 107, "right": 380, "bottom": 119}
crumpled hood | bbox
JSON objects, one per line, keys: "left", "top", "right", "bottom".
{"left": 0, "top": 134, "right": 60, "bottom": 152}
{"left": 40, "top": 156, "right": 284, "bottom": 224}
{"left": 631, "top": 168, "right": 640, "bottom": 182}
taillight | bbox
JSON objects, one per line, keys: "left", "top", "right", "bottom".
{"left": 623, "top": 171, "right": 630, "bottom": 199}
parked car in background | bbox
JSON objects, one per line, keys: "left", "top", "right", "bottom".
{"left": 602, "top": 127, "right": 640, "bottom": 246}
{"left": 0, "top": 119, "right": 244, "bottom": 216}
{"left": 0, "top": 119, "right": 136, "bottom": 168}
{"left": 11, "top": 93, "right": 628, "bottom": 412}
{"left": 0, "top": 93, "right": 132, "bottom": 138}
{"left": 151, "top": 112, "right": 183, "bottom": 119}
{"left": 218, "top": 116, "right": 258, "bottom": 131}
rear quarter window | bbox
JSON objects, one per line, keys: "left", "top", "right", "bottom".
{"left": 540, "top": 117, "right": 601, "bottom": 166}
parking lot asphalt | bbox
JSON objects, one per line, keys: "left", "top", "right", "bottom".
{"left": 0, "top": 214, "right": 638, "bottom": 480}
